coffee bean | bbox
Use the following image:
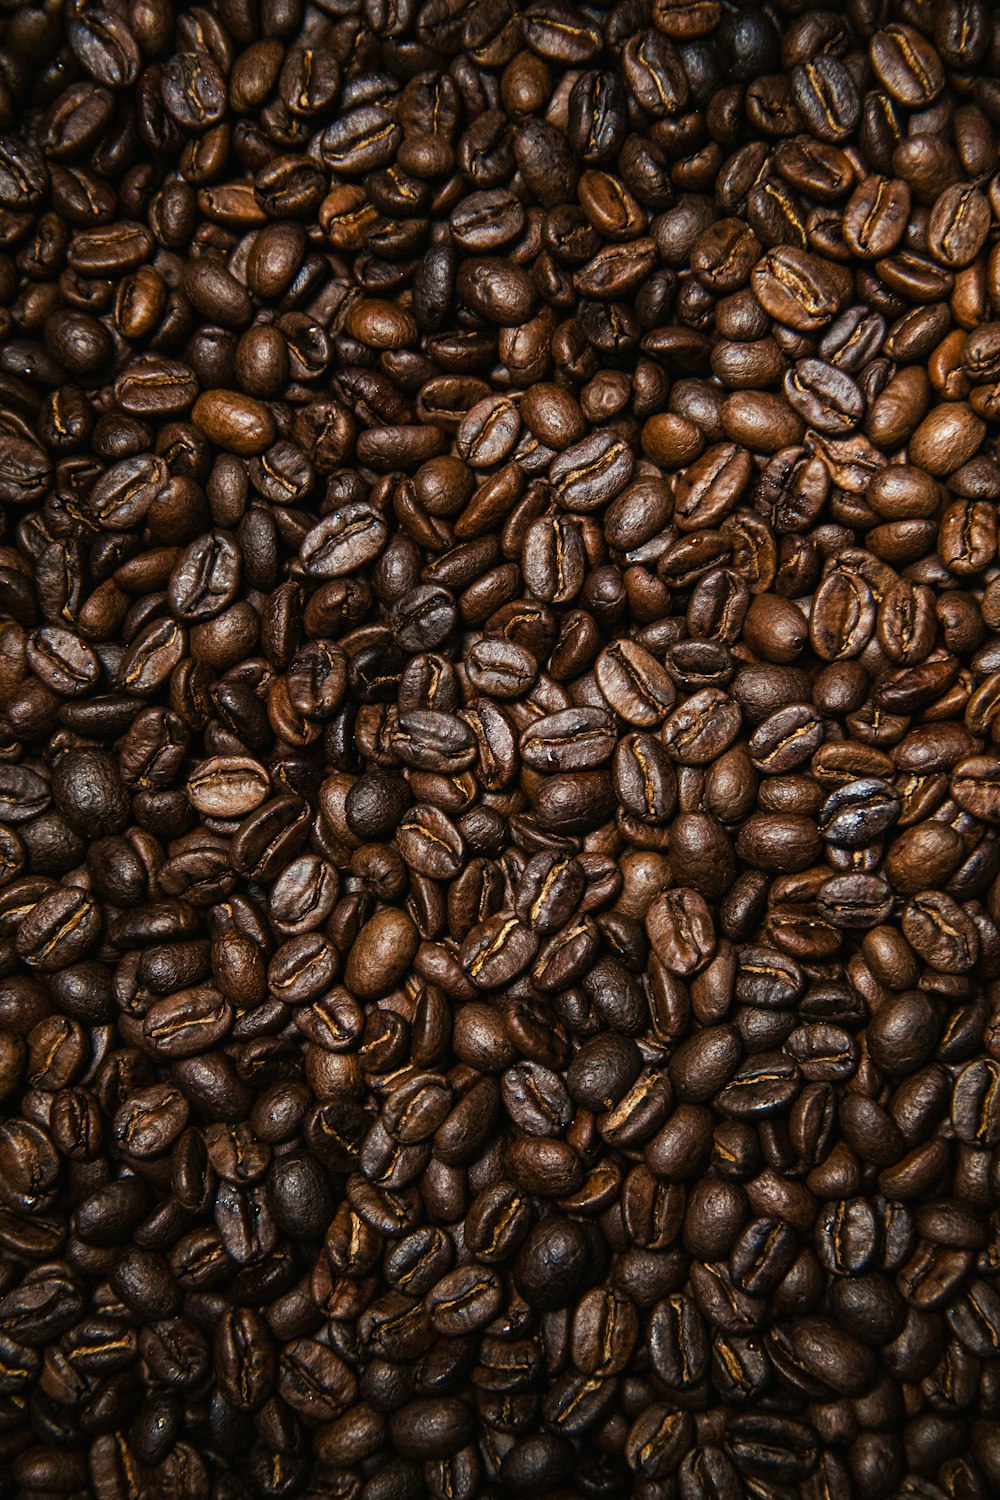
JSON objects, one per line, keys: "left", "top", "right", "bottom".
{"left": 752, "top": 246, "right": 847, "bottom": 331}
{"left": 344, "top": 909, "right": 419, "bottom": 1001}
{"left": 192, "top": 391, "right": 276, "bottom": 456}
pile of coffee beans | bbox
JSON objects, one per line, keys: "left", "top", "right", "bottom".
{"left": 5, "top": 0, "right": 1000, "bottom": 1496}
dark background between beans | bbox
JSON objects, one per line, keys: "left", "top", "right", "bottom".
{"left": 2, "top": 0, "right": 1000, "bottom": 1497}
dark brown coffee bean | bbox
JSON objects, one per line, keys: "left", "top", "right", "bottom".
{"left": 870, "top": 24, "right": 945, "bottom": 108}
{"left": 215, "top": 1308, "right": 275, "bottom": 1411}
{"left": 300, "top": 502, "right": 388, "bottom": 579}
{"left": 647, "top": 889, "right": 716, "bottom": 976}
{"left": 752, "top": 246, "right": 847, "bottom": 331}
{"left": 16, "top": 887, "right": 101, "bottom": 972}
{"left": 345, "top": 909, "right": 419, "bottom": 1001}
{"left": 192, "top": 391, "right": 276, "bottom": 456}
